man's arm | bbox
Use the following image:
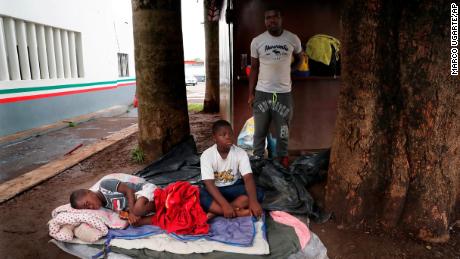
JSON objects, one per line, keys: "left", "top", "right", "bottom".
{"left": 203, "top": 180, "right": 236, "bottom": 218}
{"left": 291, "top": 51, "right": 304, "bottom": 71}
{"left": 248, "top": 57, "right": 260, "bottom": 106}
{"left": 242, "top": 174, "right": 263, "bottom": 217}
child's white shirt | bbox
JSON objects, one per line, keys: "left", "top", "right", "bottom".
{"left": 200, "top": 144, "right": 252, "bottom": 187}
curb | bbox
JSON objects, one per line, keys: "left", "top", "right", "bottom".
{"left": 0, "top": 124, "right": 138, "bottom": 204}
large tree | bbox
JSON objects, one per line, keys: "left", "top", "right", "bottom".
{"left": 132, "top": 0, "right": 190, "bottom": 162}
{"left": 326, "top": 0, "right": 460, "bottom": 243}
{"left": 202, "top": 0, "right": 222, "bottom": 113}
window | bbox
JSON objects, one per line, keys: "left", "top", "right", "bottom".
{"left": 117, "top": 53, "right": 129, "bottom": 77}
{"left": 0, "top": 15, "right": 84, "bottom": 81}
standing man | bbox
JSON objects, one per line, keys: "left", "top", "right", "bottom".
{"left": 248, "top": 7, "right": 303, "bottom": 167}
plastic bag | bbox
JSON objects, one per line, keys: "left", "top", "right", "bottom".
{"left": 289, "top": 149, "right": 330, "bottom": 187}
{"left": 237, "top": 117, "right": 255, "bottom": 150}
{"left": 237, "top": 117, "right": 277, "bottom": 158}
{"left": 250, "top": 150, "right": 331, "bottom": 222}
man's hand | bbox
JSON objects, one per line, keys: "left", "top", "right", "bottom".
{"left": 222, "top": 203, "right": 236, "bottom": 218}
{"left": 248, "top": 57, "right": 259, "bottom": 108}
{"left": 248, "top": 94, "right": 255, "bottom": 107}
{"left": 128, "top": 212, "right": 141, "bottom": 226}
{"left": 249, "top": 200, "right": 263, "bottom": 218}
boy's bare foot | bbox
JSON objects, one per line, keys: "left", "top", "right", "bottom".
{"left": 207, "top": 212, "right": 216, "bottom": 220}
{"left": 235, "top": 208, "right": 251, "bottom": 217}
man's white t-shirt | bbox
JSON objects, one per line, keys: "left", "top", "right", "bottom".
{"left": 200, "top": 144, "right": 253, "bottom": 187}
{"left": 250, "top": 30, "right": 302, "bottom": 93}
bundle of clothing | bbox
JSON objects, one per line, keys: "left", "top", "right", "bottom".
{"left": 305, "top": 34, "right": 341, "bottom": 76}
{"left": 152, "top": 181, "right": 208, "bottom": 235}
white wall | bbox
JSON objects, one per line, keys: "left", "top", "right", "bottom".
{"left": 0, "top": 0, "right": 135, "bottom": 90}
{"left": 181, "top": 0, "right": 205, "bottom": 60}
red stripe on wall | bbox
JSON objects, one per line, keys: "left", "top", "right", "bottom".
{"left": 117, "top": 82, "right": 136, "bottom": 87}
{"left": 0, "top": 82, "right": 136, "bottom": 104}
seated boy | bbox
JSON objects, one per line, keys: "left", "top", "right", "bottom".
{"left": 200, "top": 120, "right": 264, "bottom": 219}
{"left": 69, "top": 177, "right": 156, "bottom": 226}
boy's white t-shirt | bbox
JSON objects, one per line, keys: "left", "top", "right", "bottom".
{"left": 250, "top": 30, "right": 302, "bottom": 93}
{"left": 200, "top": 144, "right": 253, "bottom": 187}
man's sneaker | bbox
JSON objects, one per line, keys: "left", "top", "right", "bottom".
{"left": 279, "top": 156, "right": 289, "bottom": 168}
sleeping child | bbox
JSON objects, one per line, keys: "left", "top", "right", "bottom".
{"left": 69, "top": 176, "right": 157, "bottom": 226}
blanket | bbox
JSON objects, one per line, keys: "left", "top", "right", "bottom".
{"left": 107, "top": 215, "right": 255, "bottom": 247}
{"left": 109, "top": 217, "right": 269, "bottom": 255}
{"left": 270, "top": 211, "right": 310, "bottom": 249}
{"left": 152, "top": 181, "right": 208, "bottom": 235}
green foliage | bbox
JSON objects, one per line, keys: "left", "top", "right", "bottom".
{"left": 131, "top": 146, "right": 145, "bottom": 164}
{"left": 68, "top": 121, "right": 76, "bottom": 127}
{"left": 188, "top": 103, "right": 203, "bottom": 112}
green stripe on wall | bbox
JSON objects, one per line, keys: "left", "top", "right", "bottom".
{"left": 117, "top": 78, "right": 136, "bottom": 83}
{"left": 0, "top": 78, "right": 136, "bottom": 95}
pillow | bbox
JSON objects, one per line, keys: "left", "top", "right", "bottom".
{"left": 74, "top": 223, "right": 105, "bottom": 243}
{"left": 59, "top": 224, "right": 75, "bottom": 241}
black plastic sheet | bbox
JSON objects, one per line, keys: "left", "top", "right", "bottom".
{"left": 136, "top": 136, "right": 202, "bottom": 187}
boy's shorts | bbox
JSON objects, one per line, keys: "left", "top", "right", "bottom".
{"left": 135, "top": 182, "right": 157, "bottom": 202}
{"left": 200, "top": 179, "right": 265, "bottom": 212}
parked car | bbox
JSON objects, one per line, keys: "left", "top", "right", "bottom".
{"left": 185, "top": 75, "right": 197, "bottom": 86}
{"left": 194, "top": 75, "right": 206, "bottom": 82}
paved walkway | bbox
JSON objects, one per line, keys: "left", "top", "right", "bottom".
{"left": 0, "top": 108, "right": 137, "bottom": 184}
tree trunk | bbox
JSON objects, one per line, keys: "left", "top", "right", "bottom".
{"left": 203, "top": 0, "right": 221, "bottom": 113}
{"left": 132, "top": 0, "right": 190, "bottom": 162}
{"left": 326, "top": 0, "right": 460, "bottom": 243}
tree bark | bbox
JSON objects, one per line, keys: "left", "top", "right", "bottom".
{"left": 132, "top": 0, "right": 190, "bottom": 162}
{"left": 326, "top": 0, "right": 460, "bottom": 243}
{"left": 203, "top": 0, "right": 221, "bottom": 113}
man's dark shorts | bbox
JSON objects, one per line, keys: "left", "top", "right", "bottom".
{"left": 200, "top": 179, "right": 265, "bottom": 212}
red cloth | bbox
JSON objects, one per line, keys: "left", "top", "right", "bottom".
{"left": 151, "top": 181, "right": 209, "bottom": 235}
